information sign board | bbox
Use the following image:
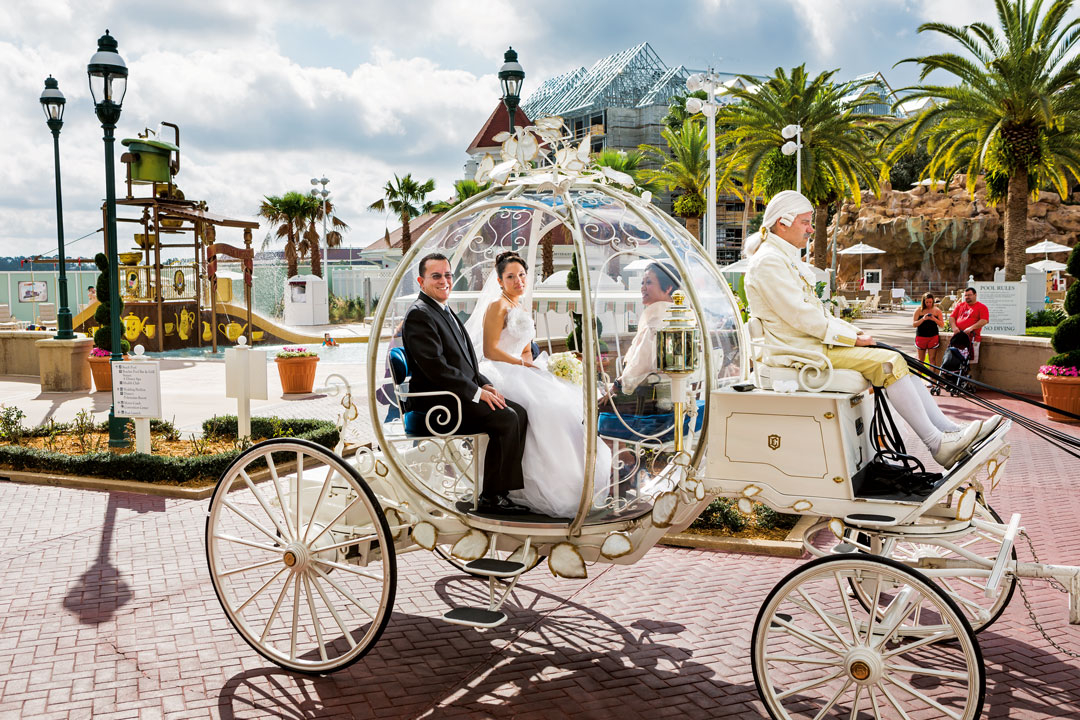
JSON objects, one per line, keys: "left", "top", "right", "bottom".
{"left": 112, "top": 360, "right": 163, "bottom": 418}
{"left": 973, "top": 281, "right": 1026, "bottom": 336}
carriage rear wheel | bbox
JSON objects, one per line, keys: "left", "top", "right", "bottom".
{"left": 752, "top": 555, "right": 984, "bottom": 720}
{"left": 206, "top": 438, "right": 396, "bottom": 674}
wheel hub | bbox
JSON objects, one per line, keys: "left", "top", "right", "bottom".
{"left": 844, "top": 647, "right": 883, "bottom": 686}
{"left": 282, "top": 542, "right": 311, "bottom": 571}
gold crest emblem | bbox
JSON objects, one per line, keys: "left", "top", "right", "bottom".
{"left": 767, "top": 434, "right": 781, "bottom": 450}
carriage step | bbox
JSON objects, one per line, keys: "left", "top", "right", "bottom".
{"left": 844, "top": 514, "right": 897, "bottom": 527}
{"left": 442, "top": 607, "right": 508, "bottom": 628}
{"left": 463, "top": 558, "right": 526, "bottom": 578}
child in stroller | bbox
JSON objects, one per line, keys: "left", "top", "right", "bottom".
{"left": 932, "top": 330, "right": 974, "bottom": 396}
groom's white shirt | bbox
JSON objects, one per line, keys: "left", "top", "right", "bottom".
{"left": 421, "top": 289, "right": 483, "bottom": 403}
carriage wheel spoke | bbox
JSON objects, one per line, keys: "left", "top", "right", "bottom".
{"left": 312, "top": 557, "right": 384, "bottom": 582}
{"left": 214, "top": 533, "right": 285, "bottom": 555}
{"left": 775, "top": 669, "right": 845, "bottom": 701}
{"left": 885, "top": 663, "right": 970, "bottom": 681}
{"left": 221, "top": 500, "right": 283, "bottom": 547}
{"left": 847, "top": 685, "right": 862, "bottom": 720}
{"left": 305, "top": 497, "right": 363, "bottom": 548}
{"left": 834, "top": 571, "right": 861, "bottom": 646}
{"left": 795, "top": 588, "right": 851, "bottom": 649}
{"left": 235, "top": 566, "right": 290, "bottom": 613}
{"left": 868, "top": 685, "right": 882, "bottom": 719}
{"left": 765, "top": 654, "right": 844, "bottom": 667}
{"left": 266, "top": 453, "right": 295, "bottom": 538}
{"left": 883, "top": 675, "right": 964, "bottom": 720}
{"left": 863, "top": 570, "right": 885, "bottom": 642}
{"left": 219, "top": 558, "right": 281, "bottom": 578}
{"left": 239, "top": 469, "right": 292, "bottom": 542}
{"left": 771, "top": 615, "right": 846, "bottom": 656}
{"left": 877, "top": 682, "right": 913, "bottom": 720}
{"left": 302, "top": 463, "right": 339, "bottom": 544}
{"left": 311, "top": 565, "right": 376, "bottom": 619}
{"left": 310, "top": 569, "right": 357, "bottom": 650}
{"left": 812, "top": 678, "right": 853, "bottom": 720}
{"left": 302, "top": 574, "right": 329, "bottom": 662}
{"left": 314, "top": 532, "right": 379, "bottom": 555}
{"left": 289, "top": 574, "right": 301, "bottom": 661}
{"left": 294, "top": 452, "right": 303, "bottom": 545}
{"left": 873, "top": 595, "right": 922, "bottom": 650}
{"left": 882, "top": 629, "right": 951, "bottom": 659}
{"left": 260, "top": 571, "right": 295, "bottom": 644}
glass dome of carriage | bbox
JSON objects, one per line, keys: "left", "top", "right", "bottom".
{"left": 368, "top": 170, "right": 746, "bottom": 526}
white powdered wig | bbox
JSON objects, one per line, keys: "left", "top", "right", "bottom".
{"left": 743, "top": 190, "right": 814, "bottom": 257}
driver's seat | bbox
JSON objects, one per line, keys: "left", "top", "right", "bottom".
{"left": 747, "top": 317, "right": 870, "bottom": 394}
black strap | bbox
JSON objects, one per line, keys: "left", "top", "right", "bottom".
{"left": 875, "top": 343, "right": 1080, "bottom": 460}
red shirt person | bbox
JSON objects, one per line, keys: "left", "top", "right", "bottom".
{"left": 950, "top": 287, "right": 990, "bottom": 363}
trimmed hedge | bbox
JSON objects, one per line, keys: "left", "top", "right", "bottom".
{"left": 0, "top": 415, "right": 338, "bottom": 485}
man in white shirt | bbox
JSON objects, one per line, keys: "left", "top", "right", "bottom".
{"left": 744, "top": 191, "right": 997, "bottom": 469}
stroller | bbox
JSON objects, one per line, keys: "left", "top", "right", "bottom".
{"left": 932, "top": 330, "right": 974, "bottom": 396}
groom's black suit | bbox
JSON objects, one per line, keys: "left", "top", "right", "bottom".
{"left": 400, "top": 291, "right": 527, "bottom": 498}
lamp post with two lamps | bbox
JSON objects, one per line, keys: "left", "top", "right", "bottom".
{"left": 498, "top": 47, "right": 524, "bottom": 134}
{"left": 685, "top": 71, "right": 720, "bottom": 265}
{"left": 40, "top": 76, "right": 75, "bottom": 340}
{"left": 780, "top": 123, "right": 803, "bottom": 193}
{"left": 87, "top": 29, "right": 129, "bottom": 448}
{"left": 310, "top": 176, "right": 330, "bottom": 275}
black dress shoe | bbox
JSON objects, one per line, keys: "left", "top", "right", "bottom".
{"left": 475, "top": 494, "right": 530, "bottom": 515}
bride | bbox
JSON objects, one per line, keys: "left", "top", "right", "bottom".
{"left": 465, "top": 251, "right": 612, "bottom": 517}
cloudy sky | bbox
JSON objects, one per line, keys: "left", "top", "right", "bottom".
{"left": 1, "top": 0, "right": 1003, "bottom": 260}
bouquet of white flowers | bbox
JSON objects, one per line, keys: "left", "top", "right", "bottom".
{"left": 547, "top": 351, "right": 583, "bottom": 385}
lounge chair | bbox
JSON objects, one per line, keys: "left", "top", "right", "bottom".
{"left": 0, "top": 304, "right": 24, "bottom": 330}
{"left": 37, "top": 303, "right": 58, "bottom": 329}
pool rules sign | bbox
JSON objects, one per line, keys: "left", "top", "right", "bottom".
{"left": 112, "top": 360, "right": 162, "bottom": 419}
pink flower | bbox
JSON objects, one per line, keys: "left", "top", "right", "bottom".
{"left": 89, "top": 347, "right": 111, "bottom": 357}
{"left": 1040, "top": 365, "right": 1080, "bottom": 377}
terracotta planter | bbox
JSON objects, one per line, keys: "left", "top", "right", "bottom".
{"left": 276, "top": 356, "right": 319, "bottom": 394}
{"left": 88, "top": 354, "right": 128, "bottom": 392}
{"left": 1037, "top": 373, "right": 1080, "bottom": 423}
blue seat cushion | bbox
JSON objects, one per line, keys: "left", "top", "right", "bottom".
{"left": 598, "top": 400, "right": 706, "bottom": 442}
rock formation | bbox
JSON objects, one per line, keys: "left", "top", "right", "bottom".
{"left": 827, "top": 175, "right": 1080, "bottom": 286}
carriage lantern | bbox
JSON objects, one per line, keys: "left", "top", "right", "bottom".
{"left": 657, "top": 290, "right": 699, "bottom": 453}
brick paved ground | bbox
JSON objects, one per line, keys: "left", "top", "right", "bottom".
{"left": 1, "top": 393, "right": 1078, "bottom": 719}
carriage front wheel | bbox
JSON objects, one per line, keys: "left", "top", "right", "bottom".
{"left": 752, "top": 555, "right": 984, "bottom": 720}
{"left": 206, "top": 438, "right": 397, "bottom": 674}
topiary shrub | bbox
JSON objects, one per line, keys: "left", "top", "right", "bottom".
{"left": 92, "top": 252, "right": 130, "bottom": 354}
{"left": 1046, "top": 242, "right": 1080, "bottom": 372}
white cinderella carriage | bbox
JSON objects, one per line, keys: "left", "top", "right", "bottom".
{"left": 205, "top": 118, "right": 1080, "bottom": 719}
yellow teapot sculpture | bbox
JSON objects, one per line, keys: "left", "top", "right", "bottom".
{"left": 218, "top": 321, "right": 247, "bottom": 342}
{"left": 123, "top": 313, "right": 147, "bottom": 342}
{"left": 202, "top": 321, "right": 212, "bottom": 342}
{"left": 174, "top": 309, "right": 196, "bottom": 340}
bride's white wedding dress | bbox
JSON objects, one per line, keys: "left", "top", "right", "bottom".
{"left": 479, "top": 304, "right": 612, "bottom": 517}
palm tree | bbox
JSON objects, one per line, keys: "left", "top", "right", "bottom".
{"left": 886, "top": 0, "right": 1080, "bottom": 280}
{"left": 429, "top": 178, "right": 491, "bottom": 214}
{"left": 593, "top": 148, "right": 660, "bottom": 195}
{"left": 258, "top": 191, "right": 321, "bottom": 278}
{"left": 716, "top": 65, "right": 883, "bottom": 268}
{"left": 661, "top": 90, "right": 707, "bottom": 132}
{"left": 367, "top": 173, "right": 436, "bottom": 255}
{"left": 305, "top": 198, "right": 351, "bottom": 278}
{"left": 639, "top": 119, "right": 712, "bottom": 241}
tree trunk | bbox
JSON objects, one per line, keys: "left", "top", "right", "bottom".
{"left": 285, "top": 230, "right": 298, "bottom": 279}
{"left": 400, "top": 211, "right": 412, "bottom": 255}
{"left": 311, "top": 242, "right": 322, "bottom": 279}
{"left": 813, "top": 202, "right": 829, "bottom": 269}
{"left": 741, "top": 195, "right": 751, "bottom": 254}
{"left": 685, "top": 216, "right": 701, "bottom": 247}
{"left": 541, "top": 230, "right": 556, "bottom": 280}
{"left": 1004, "top": 168, "right": 1028, "bottom": 281}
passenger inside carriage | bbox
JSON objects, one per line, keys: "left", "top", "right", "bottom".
{"left": 743, "top": 190, "right": 1001, "bottom": 470}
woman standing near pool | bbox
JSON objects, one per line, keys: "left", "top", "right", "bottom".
{"left": 913, "top": 292, "right": 945, "bottom": 367}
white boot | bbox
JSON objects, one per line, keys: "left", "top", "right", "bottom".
{"left": 932, "top": 423, "right": 981, "bottom": 468}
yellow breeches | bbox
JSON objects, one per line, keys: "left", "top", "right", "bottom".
{"left": 825, "top": 346, "right": 909, "bottom": 388}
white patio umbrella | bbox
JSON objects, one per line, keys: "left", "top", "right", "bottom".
{"left": 837, "top": 242, "right": 886, "bottom": 281}
{"left": 1025, "top": 239, "right": 1072, "bottom": 255}
{"left": 1028, "top": 258, "right": 1068, "bottom": 272}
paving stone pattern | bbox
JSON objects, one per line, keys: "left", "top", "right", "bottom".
{"left": 0, "top": 393, "right": 1078, "bottom": 719}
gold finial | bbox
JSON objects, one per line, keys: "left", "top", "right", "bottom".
{"left": 672, "top": 290, "right": 685, "bottom": 306}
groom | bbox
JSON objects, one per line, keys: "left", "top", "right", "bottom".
{"left": 400, "top": 253, "right": 530, "bottom": 514}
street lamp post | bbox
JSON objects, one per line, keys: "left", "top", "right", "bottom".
{"left": 40, "top": 76, "right": 74, "bottom": 340}
{"left": 310, "top": 176, "right": 329, "bottom": 273}
{"left": 498, "top": 47, "right": 524, "bottom": 133}
{"left": 87, "top": 30, "right": 129, "bottom": 448}
{"left": 781, "top": 123, "right": 803, "bottom": 193}
{"left": 685, "top": 71, "right": 720, "bottom": 264}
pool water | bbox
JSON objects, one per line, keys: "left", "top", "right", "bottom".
{"left": 151, "top": 342, "right": 369, "bottom": 364}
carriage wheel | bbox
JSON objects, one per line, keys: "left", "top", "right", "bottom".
{"left": 752, "top": 555, "right": 984, "bottom": 720}
{"left": 206, "top": 438, "right": 396, "bottom": 674}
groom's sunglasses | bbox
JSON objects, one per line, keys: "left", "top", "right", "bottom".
{"left": 425, "top": 272, "right": 454, "bottom": 281}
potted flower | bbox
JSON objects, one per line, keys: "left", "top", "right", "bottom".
{"left": 275, "top": 346, "right": 319, "bottom": 394}
{"left": 1037, "top": 242, "right": 1080, "bottom": 423}
{"left": 88, "top": 252, "right": 130, "bottom": 392}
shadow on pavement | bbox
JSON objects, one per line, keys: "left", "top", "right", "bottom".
{"left": 215, "top": 576, "right": 760, "bottom": 719}
{"left": 62, "top": 492, "right": 166, "bottom": 626}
